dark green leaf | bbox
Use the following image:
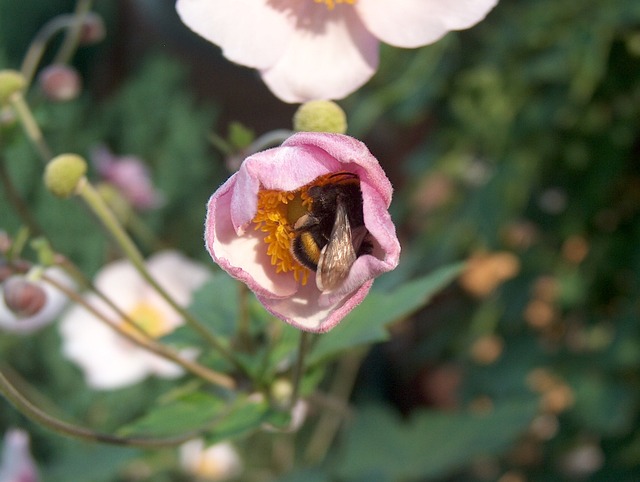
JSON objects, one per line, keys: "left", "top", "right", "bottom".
{"left": 308, "top": 263, "right": 464, "bottom": 364}
{"left": 338, "top": 400, "right": 538, "bottom": 480}
{"left": 117, "top": 392, "right": 226, "bottom": 437}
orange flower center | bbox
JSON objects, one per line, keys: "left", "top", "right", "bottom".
{"left": 313, "top": 0, "right": 357, "bottom": 10}
{"left": 252, "top": 172, "right": 354, "bottom": 285}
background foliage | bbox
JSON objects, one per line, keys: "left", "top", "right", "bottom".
{"left": 1, "top": 0, "right": 640, "bottom": 481}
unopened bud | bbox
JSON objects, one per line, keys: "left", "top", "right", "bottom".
{"left": 0, "top": 70, "right": 27, "bottom": 105}
{"left": 270, "top": 379, "right": 294, "bottom": 409}
{"left": 3, "top": 276, "right": 47, "bottom": 317}
{"left": 44, "top": 153, "right": 87, "bottom": 198}
{"left": 293, "top": 100, "right": 347, "bottom": 134}
{"left": 38, "top": 64, "right": 82, "bottom": 102}
{"left": 79, "top": 12, "right": 106, "bottom": 44}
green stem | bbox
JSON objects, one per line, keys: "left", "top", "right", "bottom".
{"left": 20, "top": 14, "right": 77, "bottom": 87}
{"left": 304, "top": 350, "right": 365, "bottom": 464}
{"left": 75, "top": 178, "right": 242, "bottom": 371}
{"left": 289, "top": 331, "right": 310, "bottom": 409}
{"left": 54, "top": 0, "right": 93, "bottom": 65}
{"left": 10, "top": 92, "right": 52, "bottom": 162}
{"left": 0, "top": 156, "right": 44, "bottom": 236}
{"left": 0, "top": 367, "right": 196, "bottom": 447}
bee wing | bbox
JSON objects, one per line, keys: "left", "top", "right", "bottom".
{"left": 316, "top": 201, "right": 357, "bottom": 292}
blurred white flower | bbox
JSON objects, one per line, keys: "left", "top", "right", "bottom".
{"left": 0, "top": 429, "right": 39, "bottom": 482}
{"left": 180, "top": 440, "right": 242, "bottom": 481}
{"left": 59, "top": 251, "right": 210, "bottom": 390}
{"left": 0, "top": 267, "right": 74, "bottom": 335}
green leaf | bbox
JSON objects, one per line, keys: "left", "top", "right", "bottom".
{"left": 338, "top": 400, "right": 538, "bottom": 481}
{"left": 117, "top": 391, "right": 226, "bottom": 437}
{"left": 204, "top": 396, "right": 271, "bottom": 444}
{"left": 308, "top": 263, "right": 464, "bottom": 364}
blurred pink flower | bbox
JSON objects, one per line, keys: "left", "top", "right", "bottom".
{"left": 205, "top": 132, "right": 400, "bottom": 332}
{"left": 176, "top": 0, "right": 498, "bottom": 103}
{"left": 0, "top": 429, "right": 39, "bottom": 482}
{"left": 91, "top": 146, "right": 164, "bottom": 211}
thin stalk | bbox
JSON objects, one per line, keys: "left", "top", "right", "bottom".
{"left": 75, "top": 178, "right": 239, "bottom": 370}
{"left": 304, "top": 350, "right": 365, "bottom": 464}
{"left": 9, "top": 92, "right": 52, "bottom": 162}
{"left": 0, "top": 156, "right": 44, "bottom": 236}
{"left": 54, "top": 0, "right": 93, "bottom": 65}
{"left": 289, "top": 331, "right": 310, "bottom": 409}
{"left": 42, "top": 272, "right": 236, "bottom": 390}
{"left": 20, "top": 14, "right": 77, "bottom": 87}
{"left": 0, "top": 367, "right": 196, "bottom": 447}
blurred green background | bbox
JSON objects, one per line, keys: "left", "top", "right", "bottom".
{"left": 1, "top": 0, "right": 640, "bottom": 481}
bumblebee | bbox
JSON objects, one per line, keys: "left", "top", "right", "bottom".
{"left": 291, "top": 172, "right": 371, "bottom": 292}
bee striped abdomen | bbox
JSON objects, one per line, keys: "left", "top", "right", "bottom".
{"left": 292, "top": 230, "right": 323, "bottom": 271}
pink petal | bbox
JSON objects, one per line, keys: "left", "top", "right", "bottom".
{"left": 356, "top": 0, "right": 498, "bottom": 48}
{"left": 260, "top": 5, "right": 378, "bottom": 102}
{"left": 258, "top": 279, "right": 374, "bottom": 333}
{"left": 282, "top": 132, "right": 393, "bottom": 207}
{"left": 206, "top": 176, "right": 298, "bottom": 299}
{"left": 176, "top": 0, "right": 296, "bottom": 70}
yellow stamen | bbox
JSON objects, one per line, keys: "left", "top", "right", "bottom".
{"left": 121, "top": 301, "right": 169, "bottom": 339}
{"left": 313, "top": 0, "right": 357, "bottom": 10}
{"left": 252, "top": 171, "right": 354, "bottom": 285}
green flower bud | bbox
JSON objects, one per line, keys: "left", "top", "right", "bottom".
{"left": 293, "top": 100, "right": 347, "bottom": 134}
{"left": 270, "top": 378, "right": 294, "bottom": 409}
{"left": 44, "top": 153, "right": 87, "bottom": 198}
{"left": 0, "top": 70, "right": 27, "bottom": 105}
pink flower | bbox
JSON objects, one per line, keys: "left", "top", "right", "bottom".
{"left": 0, "top": 429, "right": 40, "bottom": 482}
{"left": 91, "top": 146, "right": 164, "bottom": 211}
{"left": 176, "top": 0, "right": 498, "bottom": 103}
{"left": 204, "top": 132, "right": 400, "bottom": 332}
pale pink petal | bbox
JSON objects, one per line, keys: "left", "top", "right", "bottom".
{"left": 93, "top": 259, "right": 142, "bottom": 313}
{"left": 206, "top": 177, "right": 298, "bottom": 299}
{"left": 0, "top": 429, "right": 40, "bottom": 482}
{"left": 231, "top": 144, "right": 342, "bottom": 230}
{"left": 176, "top": 0, "right": 297, "bottom": 69}
{"left": 260, "top": 5, "right": 378, "bottom": 102}
{"left": 356, "top": 0, "right": 498, "bottom": 48}
{"left": 259, "top": 279, "right": 374, "bottom": 333}
{"left": 282, "top": 132, "right": 393, "bottom": 206}
{"left": 59, "top": 301, "right": 151, "bottom": 389}
{"left": 145, "top": 251, "right": 211, "bottom": 305}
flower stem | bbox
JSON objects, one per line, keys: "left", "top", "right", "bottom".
{"left": 9, "top": 92, "right": 53, "bottom": 162}
{"left": 75, "top": 178, "right": 242, "bottom": 371}
{"left": 304, "top": 350, "right": 365, "bottom": 464}
{"left": 42, "top": 271, "right": 236, "bottom": 390}
{"left": 20, "top": 13, "right": 83, "bottom": 87}
{"left": 289, "top": 331, "right": 311, "bottom": 409}
{"left": 54, "top": 0, "right": 93, "bottom": 65}
{"left": 0, "top": 367, "right": 196, "bottom": 447}
{"left": 0, "top": 155, "right": 44, "bottom": 236}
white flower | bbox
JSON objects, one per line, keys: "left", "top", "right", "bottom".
{"left": 176, "top": 0, "right": 498, "bottom": 102}
{"left": 59, "top": 251, "right": 210, "bottom": 390}
{"left": 0, "top": 267, "right": 74, "bottom": 335}
{"left": 180, "top": 440, "right": 242, "bottom": 481}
